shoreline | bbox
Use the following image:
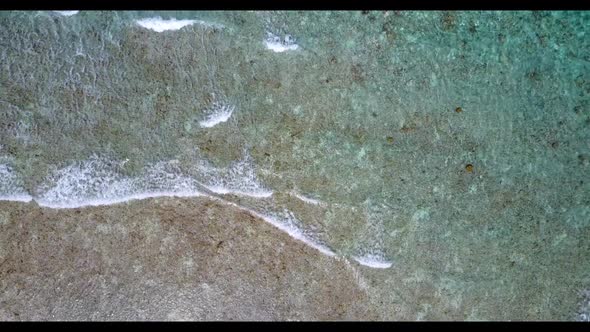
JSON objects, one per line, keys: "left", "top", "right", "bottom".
{"left": 0, "top": 196, "right": 377, "bottom": 320}
{"left": 0, "top": 196, "right": 586, "bottom": 320}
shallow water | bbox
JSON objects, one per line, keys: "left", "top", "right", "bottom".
{"left": 0, "top": 10, "right": 589, "bottom": 320}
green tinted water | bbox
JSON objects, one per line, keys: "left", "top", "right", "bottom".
{"left": 0, "top": 10, "right": 589, "bottom": 320}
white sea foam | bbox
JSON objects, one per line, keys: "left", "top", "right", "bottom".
{"left": 264, "top": 32, "right": 299, "bottom": 53}
{"left": 203, "top": 185, "right": 272, "bottom": 198}
{"left": 290, "top": 191, "right": 327, "bottom": 207}
{"left": 0, "top": 155, "right": 359, "bottom": 266}
{"left": 35, "top": 157, "right": 204, "bottom": 209}
{"left": 350, "top": 200, "right": 394, "bottom": 269}
{"left": 0, "top": 164, "right": 32, "bottom": 203}
{"left": 265, "top": 41, "right": 299, "bottom": 53}
{"left": 0, "top": 194, "right": 33, "bottom": 203}
{"left": 577, "top": 289, "right": 590, "bottom": 321}
{"left": 136, "top": 17, "right": 197, "bottom": 32}
{"left": 36, "top": 158, "right": 132, "bottom": 208}
{"left": 219, "top": 202, "right": 336, "bottom": 257}
{"left": 36, "top": 191, "right": 202, "bottom": 209}
{"left": 54, "top": 11, "right": 79, "bottom": 16}
{"left": 196, "top": 153, "right": 273, "bottom": 198}
{"left": 30, "top": 153, "right": 272, "bottom": 206}
{"left": 33, "top": 168, "right": 330, "bottom": 257}
{"left": 199, "top": 104, "right": 234, "bottom": 128}
{"left": 8, "top": 156, "right": 331, "bottom": 258}
{"left": 353, "top": 254, "right": 393, "bottom": 269}
{"left": 136, "top": 17, "right": 223, "bottom": 33}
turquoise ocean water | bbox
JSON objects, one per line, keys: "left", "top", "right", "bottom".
{"left": 0, "top": 11, "right": 589, "bottom": 319}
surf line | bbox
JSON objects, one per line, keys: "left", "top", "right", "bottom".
{"left": 5, "top": 188, "right": 336, "bottom": 259}
{"left": 1, "top": 187, "right": 391, "bottom": 269}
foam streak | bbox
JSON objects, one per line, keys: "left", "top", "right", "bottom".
{"left": 353, "top": 254, "right": 393, "bottom": 269}
{"left": 53, "top": 11, "right": 79, "bottom": 16}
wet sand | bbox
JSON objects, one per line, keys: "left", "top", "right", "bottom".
{"left": 0, "top": 197, "right": 378, "bottom": 320}
{"left": 1, "top": 195, "right": 588, "bottom": 320}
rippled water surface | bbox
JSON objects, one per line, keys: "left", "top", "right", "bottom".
{"left": 0, "top": 10, "right": 589, "bottom": 320}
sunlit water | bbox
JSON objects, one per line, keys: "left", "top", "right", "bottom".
{"left": 0, "top": 10, "right": 589, "bottom": 319}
